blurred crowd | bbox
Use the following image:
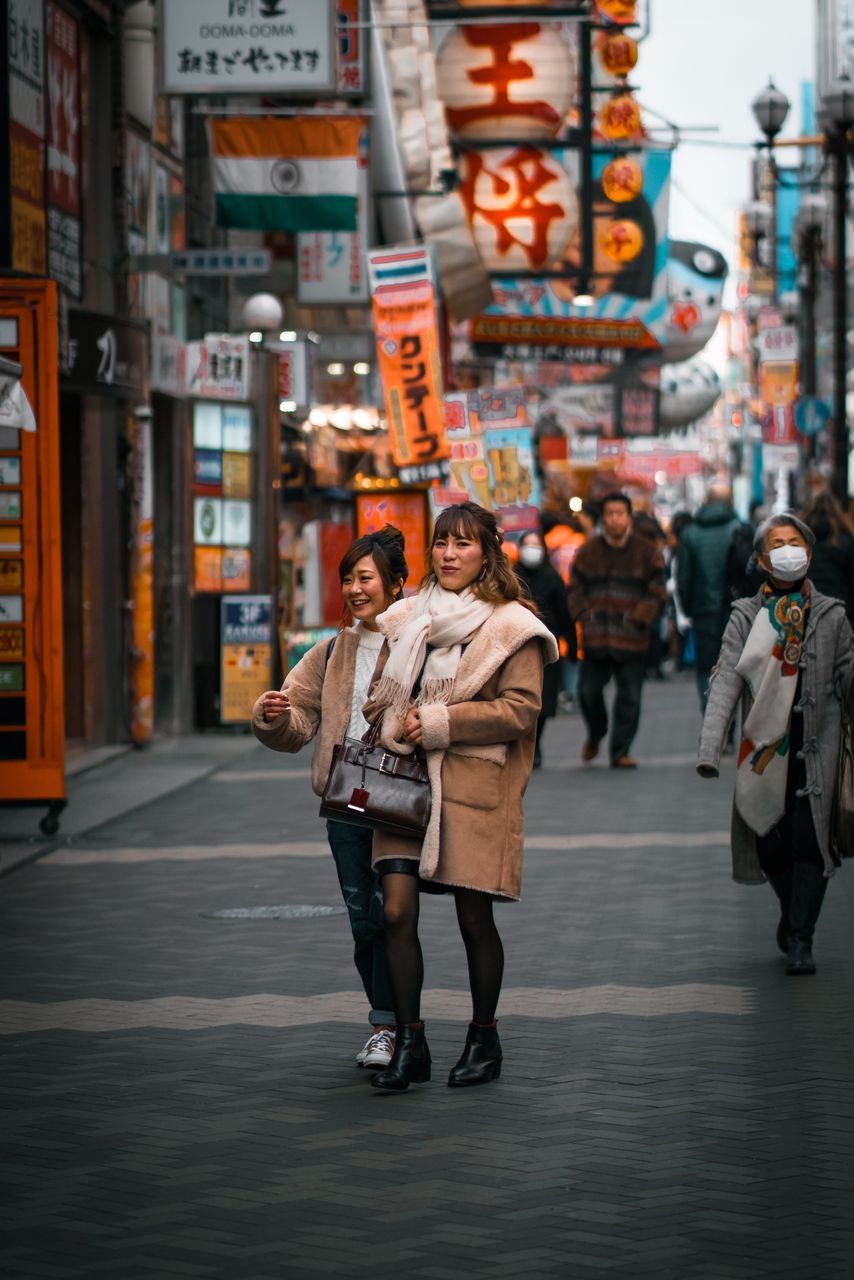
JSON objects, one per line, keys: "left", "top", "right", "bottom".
{"left": 502, "top": 478, "right": 854, "bottom": 769}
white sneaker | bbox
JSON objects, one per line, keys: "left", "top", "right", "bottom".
{"left": 356, "top": 1033, "right": 375, "bottom": 1067}
{"left": 362, "top": 1029, "right": 396, "bottom": 1070}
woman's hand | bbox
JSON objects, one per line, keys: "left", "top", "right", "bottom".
{"left": 402, "top": 708, "right": 423, "bottom": 745}
{"left": 260, "top": 691, "right": 290, "bottom": 723}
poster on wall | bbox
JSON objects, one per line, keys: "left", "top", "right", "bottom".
{"left": 443, "top": 390, "right": 541, "bottom": 532}
{"left": 46, "top": 1, "right": 82, "bottom": 297}
{"left": 8, "top": 0, "right": 47, "bottom": 275}
{"left": 297, "top": 164, "right": 370, "bottom": 305}
{"left": 220, "top": 595, "right": 273, "bottom": 724}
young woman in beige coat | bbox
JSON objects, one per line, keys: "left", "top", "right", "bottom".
{"left": 252, "top": 526, "right": 408, "bottom": 1070}
{"left": 365, "top": 503, "right": 559, "bottom": 1093}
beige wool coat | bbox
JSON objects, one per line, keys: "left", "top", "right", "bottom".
{"left": 368, "top": 598, "right": 559, "bottom": 901}
{"left": 250, "top": 626, "right": 366, "bottom": 793}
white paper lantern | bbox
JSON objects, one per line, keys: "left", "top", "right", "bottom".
{"left": 460, "top": 146, "right": 578, "bottom": 272}
{"left": 436, "top": 24, "right": 576, "bottom": 140}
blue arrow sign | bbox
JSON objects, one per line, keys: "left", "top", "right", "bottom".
{"left": 793, "top": 396, "right": 832, "bottom": 437}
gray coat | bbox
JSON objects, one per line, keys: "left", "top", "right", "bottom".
{"left": 697, "top": 587, "right": 854, "bottom": 883}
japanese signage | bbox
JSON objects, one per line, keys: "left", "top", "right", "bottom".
{"left": 220, "top": 594, "right": 273, "bottom": 724}
{"left": 297, "top": 165, "right": 369, "bottom": 304}
{"left": 275, "top": 342, "right": 310, "bottom": 406}
{"left": 128, "top": 411, "right": 154, "bottom": 744}
{"left": 756, "top": 325, "right": 799, "bottom": 366}
{"left": 186, "top": 334, "right": 251, "bottom": 401}
{"left": 64, "top": 311, "right": 147, "bottom": 398}
{"left": 8, "top": 0, "right": 47, "bottom": 276}
{"left": 170, "top": 248, "right": 271, "bottom": 275}
{"left": 161, "top": 0, "right": 335, "bottom": 95}
{"left": 443, "top": 390, "right": 541, "bottom": 533}
{"left": 368, "top": 246, "right": 448, "bottom": 484}
{"left": 470, "top": 148, "right": 672, "bottom": 352}
{"left": 46, "top": 2, "right": 82, "bottom": 297}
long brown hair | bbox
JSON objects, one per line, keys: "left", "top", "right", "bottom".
{"left": 423, "top": 502, "right": 538, "bottom": 613}
{"left": 801, "top": 490, "right": 851, "bottom": 547}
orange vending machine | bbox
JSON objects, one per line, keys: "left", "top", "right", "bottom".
{"left": 0, "top": 280, "right": 65, "bottom": 833}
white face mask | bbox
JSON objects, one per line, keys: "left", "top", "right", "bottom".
{"left": 519, "top": 545, "right": 545, "bottom": 568}
{"left": 767, "top": 545, "right": 810, "bottom": 581}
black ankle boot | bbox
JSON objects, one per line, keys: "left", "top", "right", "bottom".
{"left": 447, "top": 1022, "right": 502, "bottom": 1087}
{"left": 767, "top": 870, "right": 793, "bottom": 956}
{"left": 371, "top": 1023, "right": 431, "bottom": 1092}
{"left": 786, "top": 863, "right": 828, "bottom": 977}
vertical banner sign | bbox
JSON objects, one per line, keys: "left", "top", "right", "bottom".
{"left": 128, "top": 412, "right": 154, "bottom": 744}
{"left": 8, "top": 0, "right": 47, "bottom": 274}
{"left": 442, "top": 390, "right": 541, "bottom": 532}
{"left": 46, "top": 2, "right": 81, "bottom": 298}
{"left": 356, "top": 491, "right": 428, "bottom": 587}
{"left": 220, "top": 595, "right": 273, "bottom": 724}
{"left": 368, "top": 246, "right": 448, "bottom": 485}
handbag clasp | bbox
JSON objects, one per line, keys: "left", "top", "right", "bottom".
{"left": 379, "top": 753, "right": 397, "bottom": 776}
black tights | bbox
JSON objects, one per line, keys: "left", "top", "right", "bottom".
{"left": 381, "top": 874, "right": 505, "bottom": 1026}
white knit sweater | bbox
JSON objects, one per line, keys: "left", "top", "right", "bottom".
{"left": 346, "top": 625, "right": 385, "bottom": 738}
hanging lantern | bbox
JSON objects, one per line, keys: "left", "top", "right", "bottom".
{"left": 600, "top": 218, "right": 645, "bottom": 263}
{"left": 601, "top": 156, "right": 643, "bottom": 203}
{"left": 599, "top": 32, "right": 638, "bottom": 78}
{"left": 436, "top": 24, "right": 576, "bottom": 140}
{"left": 460, "top": 146, "right": 578, "bottom": 272}
{"left": 595, "top": 0, "right": 638, "bottom": 24}
{"left": 599, "top": 93, "right": 643, "bottom": 140}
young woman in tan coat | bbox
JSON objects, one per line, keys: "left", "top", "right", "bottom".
{"left": 365, "top": 503, "right": 559, "bottom": 1092}
{"left": 252, "top": 526, "right": 408, "bottom": 1071}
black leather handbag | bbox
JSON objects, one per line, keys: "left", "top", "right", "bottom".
{"left": 319, "top": 718, "right": 431, "bottom": 839}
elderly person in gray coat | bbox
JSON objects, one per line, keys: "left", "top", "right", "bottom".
{"left": 697, "top": 513, "right": 854, "bottom": 976}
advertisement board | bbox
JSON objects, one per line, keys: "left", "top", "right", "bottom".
{"left": 355, "top": 491, "right": 428, "bottom": 587}
{"left": 46, "top": 2, "right": 82, "bottom": 297}
{"left": 471, "top": 148, "right": 672, "bottom": 351}
{"left": 443, "top": 390, "right": 541, "bottom": 532}
{"left": 369, "top": 246, "right": 448, "bottom": 484}
{"left": 297, "top": 165, "right": 369, "bottom": 304}
{"left": 8, "top": 0, "right": 46, "bottom": 275}
{"left": 162, "top": 0, "right": 335, "bottom": 95}
{"left": 220, "top": 594, "right": 273, "bottom": 724}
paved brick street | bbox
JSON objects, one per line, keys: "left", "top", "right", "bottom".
{"left": 2, "top": 676, "right": 854, "bottom": 1279}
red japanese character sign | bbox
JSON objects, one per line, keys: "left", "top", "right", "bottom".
{"left": 436, "top": 24, "right": 576, "bottom": 141}
{"left": 460, "top": 146, "right": 578, "bottom": 272}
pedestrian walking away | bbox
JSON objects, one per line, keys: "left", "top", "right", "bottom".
{"left": 515, "top": 529, "right": 575, "bottom": 768}
{"left": 697, "top": 513, "right": 854, "bottom": 976}
{"left": 251, "top": 525, "right": 409, "bottom": 1070}
{"left": 568, "top": 491, "right": 666, "bottom": 768}
{"left": 365, "top": 502, "right": 558, "bottom": 1093}
{"left": 677, "top": 483, "right": 745, "bottom": 719}
{"left": 800, "top": 489, "right": 854, "bottom": 624}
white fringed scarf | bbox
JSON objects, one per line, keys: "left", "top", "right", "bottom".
{"left": 734, "top": 586, "right": 808, "bottom": 835}
{"left": 370, "top": 582, "right": 494, "bottom": 722}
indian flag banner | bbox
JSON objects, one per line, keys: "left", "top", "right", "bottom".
{"left": 209, "top": 117, "right": 362, "bottom": 234}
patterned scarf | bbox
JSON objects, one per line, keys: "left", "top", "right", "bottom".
{"left": 734, "top": 584, "right": 809, "bottom": 835}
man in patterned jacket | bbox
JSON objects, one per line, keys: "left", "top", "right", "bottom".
{"left": 569, "top": 491, "right": 667, "bottom": 768}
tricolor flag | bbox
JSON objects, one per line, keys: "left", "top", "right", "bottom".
{"left": 209, "top": 117, "right": 362, "bottom": 234}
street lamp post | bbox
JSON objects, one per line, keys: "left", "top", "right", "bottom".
{"left": 751, "top": 80, "right": 791, "bottom": 303}
{"left": 821, "top": 71, "right": 854, "bottom": 503}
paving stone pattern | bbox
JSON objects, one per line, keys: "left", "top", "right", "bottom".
{"left": 2, "top": 677, "right": 854, "bottom": 1278}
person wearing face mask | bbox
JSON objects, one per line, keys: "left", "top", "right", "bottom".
{"left": 515, "top": 531, "right": 575, "bottom": 767}
{"left": 697, "top": 513, "right": 854, "bottom": 976}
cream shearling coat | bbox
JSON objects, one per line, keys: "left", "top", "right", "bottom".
{"left": 368, "top": 597, "right": 559, "bottom": 900}
{"left": 250, "top": 627, "right": 367, "bottom": 793}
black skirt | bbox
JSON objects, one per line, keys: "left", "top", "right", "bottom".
{"left": 375, "top": 858, "right": 448, "bottom": 893}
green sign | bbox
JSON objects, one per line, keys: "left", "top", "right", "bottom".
{"left": 0, "top": 663, "right": 24, "bottom": 691}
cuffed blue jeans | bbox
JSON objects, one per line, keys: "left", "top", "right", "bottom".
{"left": 326, "top": 821, "right": 395, "bottom": 1026}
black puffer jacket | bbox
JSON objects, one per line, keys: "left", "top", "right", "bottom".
{"left": 677, "top": 501, "right": 743, "bottom": 618}
{"left": 808, "top": 526, "right": 854, "bottom": 623}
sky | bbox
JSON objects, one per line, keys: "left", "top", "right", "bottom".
{"left": 641, "top": 0, "right": 817, "bottom": 304}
